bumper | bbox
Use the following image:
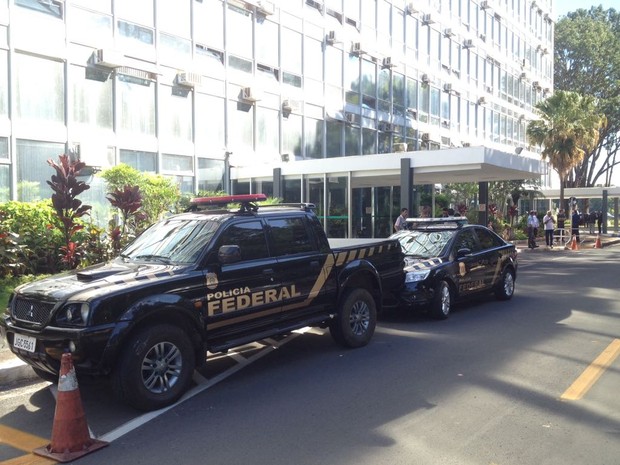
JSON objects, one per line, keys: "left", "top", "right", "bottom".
{"left": 1, "top": 315, "right": 117, "bottom": 377}
{"left": 398, "top": 281, "right": 435, "bottom": 308}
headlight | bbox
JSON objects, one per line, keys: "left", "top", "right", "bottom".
{"left": 56, "top": 302, "right": 90, "bottom": 326}
{"left": 405, "top": 270, "right": 430, "bottom": 283}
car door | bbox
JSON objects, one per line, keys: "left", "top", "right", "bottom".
{"left": 473, "top": 226, "right": 504, "bottom": 289}
{"left": 203, "top": 219, "right": 283, "bottom": 340}
{"left": 452, "top": 228, "right": 487, "bottom": 296}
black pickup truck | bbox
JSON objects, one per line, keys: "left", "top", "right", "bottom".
{"left": 1, "top": 195, "right": 403, "bottom": 410}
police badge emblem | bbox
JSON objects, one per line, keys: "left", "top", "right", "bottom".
{"left": 206, "top": 272, "right": 218, "bottom": 290}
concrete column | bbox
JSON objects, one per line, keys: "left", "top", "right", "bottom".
{"left": 273, "top": 168, "right": 282, "bottom": 200}
{"left": 478, "top": 181, "right": 489, "bottom": 226}
{"left": 602, "top": 190, "right": 608, "bottom": 234}
{"left": 400, "top": 158, "right": 415, "bottom": 216}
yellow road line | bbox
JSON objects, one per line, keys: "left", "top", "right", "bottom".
{"left": 1, "top": 453, "right": 56, "bottom": 464}
{"left": 561, "top": 338, "right": 620, "bottom": 401}
{"left": 0, "top": 424, "right": 54, "bottom": 464}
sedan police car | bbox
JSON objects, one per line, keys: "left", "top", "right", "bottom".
{"left": 390, "top": 217, "right": 517, "bottom": 319}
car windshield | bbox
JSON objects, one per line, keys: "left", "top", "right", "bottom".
{"left": 120, "top": 217, "right": 220, "bottom": 264}
{"left": 394, "top": 230, "right": 454, "bottom": 258}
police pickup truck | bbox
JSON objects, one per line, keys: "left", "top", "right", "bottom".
{"left": 1, "top": 194, "right": 403, "bottom": 410}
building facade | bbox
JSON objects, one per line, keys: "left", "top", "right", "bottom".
{"left": 0, "top": 0, "right": 552, "bottom": 236}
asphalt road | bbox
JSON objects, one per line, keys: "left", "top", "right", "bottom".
{"left": 1, "top": 245, "right": 619, "bottom": 465}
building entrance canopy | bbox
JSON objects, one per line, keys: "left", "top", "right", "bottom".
{"left": 232, "top": 146, "right": 544, "bottom": 188}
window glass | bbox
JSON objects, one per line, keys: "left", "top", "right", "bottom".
{"left": 218, "top": 220, "right": 269, "bottom": 261}
{"left": 118, "top": 76, "right": 155, "bottom": 136}
{"left": 196, "top": 92, "right": 225, "bottom": 152}
{"left": 282, "top": 113, "right": 302, "bottom": 158}
{"left": 283, "top": 177, "right": 301, "bottom": 202}
{"left": 226, "top": 4, "right": 252, "bottom": 58}
{"left": 326, "top": 176, "right": 348, "bottom": 238}
{"left": 15, "top": 0, "right": 63, "bottom": 18}
{"left": 70, "top": 0, "right": 111, "bottom": 13}
{"left": 326, "top": 120, "right": 343, "bottom": 158}
{"left": 15, "top": 54, "right": 64, "bottom": 124}
{"left": 0, "top": 136, "right": 7, "bottom": 159}
{"left": 117, "top": 20, "right": 154, "bottom": 48}
{"left": 228, "top": 99, "right": 253, "bottom": 152}
{"left": 476, "top": 227, "right": 503, "bottom": 249}
{"left": 362, "top": 127, "right": 376, "bottom": 155}
{"left": 268, "top": 217, "right": 315, "bottom": 256}
{"left": 0, "top": 164, "right": 8, "bottom": 202}
{"left": 194, "top": 0, "right": 224, "bottom": 48}
{"left": 325, "top": 47, "right": 342, "bottom": 86}
{"left": 256, "top": 106, "right": 279, "bottom": 157}
{"left": 0, "top": 50, "right": 7, "bottom": 118}
{"left": 453, "top": 229, "right": 478, "bottom": 253}
{"left": 70, "top": 65, "right": 113, "bottom": 129}
{"left": 256, "top": 19, "right": 279, "bottom": 66}
{"left": 197, "top": 158, "right": 224, "bottom": 193}
{"left": 195, "top": 46, "right": 225, "bottom": 78}
{"left": 157, "top": 0, "right": 189, "bottom": 36}
{"left": 162, "top": 153, "right": 192, "bottom": 172}
{"left": 159, "top": 33, "right": 191, "bottom": 66}
{"left": 304, "top": 36, "right": 323, "bottom": 81}
{"left": 68, "top": 8, "right": 113, "bottom": 46}
{"left": 159, "top": 85, "right": 192, "bottom": 143}
{"left": 361, "top": 59, "right": 376, "bottom": 109}
{"left": 304, "top": 117, "right": 323, "bottom": 159}
{"left": 16, "top": 140, "right": 65, "bottom": 202}
{"left": 115, "top": 0, "right": 153, "bottom": 26}
{"left": 345, "top": 125, "right": 360, "bottom": 156}
{"left": 119, "top": 149, "right": 157, "bottom": 172}
{"left": 281, "top": 28, "right": 302, "bottom": 74}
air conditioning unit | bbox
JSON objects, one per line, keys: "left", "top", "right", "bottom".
{"left": 443, "top": 83, "right": 452, "bottom": 93}
{"left": 532, "top": 81, "right": 541, "bottom": 89}
{"left": 176, "top": 72, "right": 202, "bottom": 87}
{"left": 255, "top": 0, "right": 275, "bottom": 15}
{"left": 421, "top": 133, "right": 430, "bottom": 142}
{"left": 520, "top": 72, "right": 528, "bottom": 79}
{"left": 477, "top": 96, "right": 487, "bottom": 105}
{"left": 326, "top": 30, "right": 340, "bottom": 45}
{"left": 282, "top": 98, "right": 300, "bottom": 113}
{"left": 479, "top": 33, "right": 486, "bottom": 42}
{"left": 379, "top": 122, "right": 396, "bottom": 132}
{"left": 394, "top": 142, "right": 408, "bottom": 152}
{"left": 422, "top": 14, "right": 434, "bottom": 25}
{"left": 442, "top": 120, "right": 450, "bottom": 128}
{"left": 345, "top": 113, "right": 356, "bottom": 124}
{"left": 351, "top": 42, "right": 366, "bottom": 55}
{"left": 382, "top": 57, "right": 395, "bottom": 69}
{"left": 443, "top": 28, "right": 455, "bottom": 37}
{"left": 480, "top": 1, "right": 490, "bottom": 10}
{"left": 462, "top": 39, "right": 474, "bottom": 49}
{"left": 241, "top": 86, "right": 261, "bottom": 102}
{"left": 421, "top": 74, "right": 430, "bottom": 84}
{"left": 92, "top": 49, "right": 124, "bottom": 69}
{"left": 406, "top": 108, "right": 418, "bottom": 119}
{"left": 405, "top": 2, "right": 417, "bottom": 15}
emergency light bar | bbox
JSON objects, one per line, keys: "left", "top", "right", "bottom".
{"left": 190, "top": 194, "right": 267, "bottom": 206}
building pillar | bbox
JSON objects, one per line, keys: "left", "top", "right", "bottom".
{"left": 273, "top": 168, "right": 282, "bottom": 200}
{"left": 614, "top": 197, "right": 619, "bottom": 233}
{"left": 602, "top": 190, "right": 608, "bottom": 234}
{"left": 400, "top": 158, "right": 415, "bottom": 217}
{"left": 478, "top": 181, "right": 489, "bottom": 226}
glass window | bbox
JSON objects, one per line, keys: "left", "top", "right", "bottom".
{"left": 15, "top": 0, "right": 63, "bottom": 18}
{"left": 325, "top": 46, "right": 342, "bottom": 86}
{"left": 196, "top": 46, "right": 225, "bottom": 78}
{"left": 194, "top": 0, "right": 224, "bottom": 49}
{"left": 256, "top": 106, "right": 279, "bottom": 157}
{"left": 304, "top": 117, "right": 323, "bottom": 159}
{"left": 115, "top": 0, "right": 153, "bottom": 26}
{"left": 362, "top": 127, "right": 376, "bottom": 155}
{"left": 70, "top": 65, "right": 113, "bottom": 129}
{"left": 256, "top": 19, "right": 279, "bottom": 66}
{"left": 282, "top": 113, "right": 302, "bottom": 158}
{"left": 197, "top": 158, "right": 224, "bottom": 193}
{"left": 15, "top": 54, "right": 64, "bottom": 124}
{"left": 326, "top": 176, "right": 348, "bottom": 238}
{"left": 68, "top": 8, "right": 113, "bottom": 46}
{"left": 118, "top": 75, "right": 155, "bottom": 136}
{"left": 304, "top": 36, "right": 323, "bottom": 81}
{"left": 0, "top": 50, "right": 7, "bottom": 118}
{"left": 195, "top": 92, "right": 225, "bottom": 153}
{"left": 117, "top": 20, "right": 154, "bottom": 47}
{"left": 0, "top": 164, "right": 8, "bottom": 202}
{"left": 217, "top": 220, "right": 269, "bottom": 261}
{"left": 159, "top": 33, "right": 191, "bottom": 66}
{"left": 162, "top": 153, "right": 192, "bottom": 173}
{"left": 283, "top": 177, "right": 301, "bottom": 203}
{"left": 226, "top": 4, "right": 252, "bottom": 58}
{"left": 361, "top": 59, "right": 376, "bottom": 109}
{"left": 159, "top": 85, "right": 192, "bottom": 143}
{"left": 157, "top": 0, "right": 189, "bottom": 36}
{"left": 326, "top": 120, "right": 343, "bottom": 158}
{"left": 268, "top": 217, "right": 315, "bottom": 256}
{"left": 70, "top": 0, "right": 111, "bottom": 13}
{"left": 345, "top": 125, "right": 360, "bottom": 156}
{"left": 0, "top": 136, "right": 7, "bottom": 159}
{"left": 16, "top": 140, "right": 65, "bottom": 202}
{"left": 453, "top": 229, "right": 478, "bottom": 253}
{"left": 119, "top": 149, "right": 157, "bottom": 172}
{"left": 228, "top": 99, "right": 253, "bottom": 152}
{"left": 281, "top": 28, "right": 302, "bottom": 74}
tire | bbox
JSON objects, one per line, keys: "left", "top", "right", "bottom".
{"left": 494, "top": 268, "right": 515, "bottom": 301}
{"left": 112, "top": 324, "right": 195, "bottom": 411}
{"left": 330, "top": 288, "right": 377, "bottom": 348}
{"left": 430, "top": 280, "right": 452, "bottom": 320}
{"left": 32, "top": 366, "right": 59, "bottom": 384}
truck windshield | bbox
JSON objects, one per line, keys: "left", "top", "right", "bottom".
{"left": 121, "top": 218, "right": 219, "bottom": 264}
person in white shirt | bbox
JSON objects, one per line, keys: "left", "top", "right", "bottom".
{"left": 527, "top": 210, "right": 540, "bottom": 249}
{"left": 543, "top": 210, "right": 555, "bottom": 248}
{"left": 394, "top": 208, "right": 408, "bottom": 232}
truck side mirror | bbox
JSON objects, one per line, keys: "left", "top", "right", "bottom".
{"left": 456, "top": 248, "right": 471, "bottom": 258}
{"left": 218, "top": 245, "right": 241, "bottom": 264}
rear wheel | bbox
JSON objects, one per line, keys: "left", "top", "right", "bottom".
{"left": 112, "top": 324, "right": 195, "bottom": 411}
{"left": 494, "top": 269, "right": 515, "bottom": 300}
{"left": 430, "top": 280, "right": 452, "bottom": 320}
{"left": 330, "top": 288, "right": 376, "bottom": 348}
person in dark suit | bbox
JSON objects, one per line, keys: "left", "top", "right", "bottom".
{"left": 571, "top": 209, "right": 580, "bottom": 243}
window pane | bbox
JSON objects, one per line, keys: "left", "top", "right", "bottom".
{"left": 194, "top": 0, "right": 224, "bottom": 49}
{"left": 0, "top": 136, "right": 7, "bottom": 159}
{"left": 118, "top": 76, "right": 155, "bottom": 136}
{"left": 281, "top": 28, "right": 302, "bottom": 74}
{"left": 282, "top": 114, "right": 302, "bottom": 158}
{"left": 256, "top": 19, "right": 279, "bottom": 66}
{"left": 70, "top": 65, "right": 113, "bottom": 129}
{"left": 304, "top": 36, "right": 323, "bottom": 81}
{"left": 0, "top": 164, "right": 8, "bottom": 202}
{"left": 119, "top": 149, "right": 156, "bottom": 172}
{"left": 15, "top": 54, "right": 64, "bottom": 124}
{"left": 16, "top": 140, "right": 65, "bottom": 202}
{"left": 197, "top": 158, "right": 224, "bottom": 193}
{"left": 304, "top": 117, "right": 323, "bottom": 159}
{"left": 159, "top": 85, "right": 192, "bottom": 143}
{"left": 15, "top": 0, "right": 62, "bottom": 19}
{"left": 217, "top": 220, "right": 269, "bottom": 261}
{"left": 226, "top": 4, "right": 252, "bottom": 58}
{"left": 115, "top": 0, "right": 153, "bottom": 26}
{"left": 157, "top": 0, "right": 189, "bottom": 36}
{"left": 227, "top": 99, "right": 253, "bottom": 152}
{"left": 0, "top": 50, "right": 6, "bottom": 118}
{"left": 268, "top": 217, "right": 314, "bottom": 255}
{"left": 159, "top": 33, "right": 191, "bottom": 66}
{"left": 196, "top": 93, "right": 225, "bottom": 152}
{"left": 257, "top": 107, "right": 279, "bottom": 157}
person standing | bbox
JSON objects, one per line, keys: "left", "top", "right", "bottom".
{"left": 571, "top": 209, "right": 581, "bottom": 243}
{"left": 527, "top": 210, "right": 540, "bottom": 248}
{"left": 394, "top": 207, "right": 408, "bottom": 232}
{"left": 543, "top": 210, "right": 555, "bottom": 248}
{"left": 597, "top": 211, "right": 603, "bottom": 234}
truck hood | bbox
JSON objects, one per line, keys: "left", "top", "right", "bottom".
{"left": 15, "top": 260, "right": 185, "bottom": 302}
{"left": 403, "top": 256, "right": 446, "bottom": 272}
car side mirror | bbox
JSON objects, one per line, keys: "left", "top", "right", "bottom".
{"left": 456, "top": 248, "right": 471, "bottom": 258}
{"left": 218, "top": 245, "right": 241, "bottom": 264}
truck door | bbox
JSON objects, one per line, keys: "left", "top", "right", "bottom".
{"left": 203, "top": 219, "right": 282, "bottom": 340}
{"left": 266, "top": 215, "right": 336, "bottom": 323}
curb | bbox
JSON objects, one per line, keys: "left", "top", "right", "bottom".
{"left": 0, "top": 345, "right": 37, "bottom": 387}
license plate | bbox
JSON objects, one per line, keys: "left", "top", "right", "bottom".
{"left": 13, "top": 334, "right": 36, "bottom": 353}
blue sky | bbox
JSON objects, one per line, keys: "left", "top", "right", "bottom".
{"left": 554, "top": 1, "right": 618, "bottom": 20}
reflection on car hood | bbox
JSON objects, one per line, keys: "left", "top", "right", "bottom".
{"left": 403, "top": 256, "right": 445, "bottom": 271}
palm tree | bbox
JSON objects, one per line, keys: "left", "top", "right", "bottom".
{"left": 526, "top": 91, "right": 606, "bottom": 212}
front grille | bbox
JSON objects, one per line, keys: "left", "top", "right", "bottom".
{"left": 11, "top": 298, "right": 56, "bottom": 326}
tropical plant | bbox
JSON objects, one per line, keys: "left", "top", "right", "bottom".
{"left": 107, "top": 185, "right": 144, "bottom": 252}
{"left": 526, "top": 91, "right": 606, "bottom": 212}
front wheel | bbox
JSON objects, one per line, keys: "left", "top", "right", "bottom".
{"left": 494, "top": 269, "right": 515, "bottom": 300}
{"left": 112, "top": 324, "right": 196, "bottom": 411}
{"left": 330, "top": 288, "right": 377, "bottom": 348}
{"left": 430, "top": 280, "right": 452, "bottom": 320}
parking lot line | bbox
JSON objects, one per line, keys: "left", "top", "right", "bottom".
{"left": 0, "top": 424, "right": 54, "bottom": 465}
{"left": 561, "top": 339, "right": 620, "bottom": 401}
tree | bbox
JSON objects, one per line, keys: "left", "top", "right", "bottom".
{"left": 527, "top": 91, "right": 605, "bottom": 212}
{"left": 554, "top": 7, "right": 620, "bottom": 186}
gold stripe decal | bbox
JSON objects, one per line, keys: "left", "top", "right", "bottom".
{"left": 282, "top": 254, "right": 336, "bottom": 312}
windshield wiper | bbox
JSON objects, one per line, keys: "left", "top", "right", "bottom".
{"left": 133, "top": 254, "right": 172, "bottom": 264}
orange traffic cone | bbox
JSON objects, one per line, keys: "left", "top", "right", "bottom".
{"left": 33, "top": 353, "right": 108, "bottom": 463}
{"left": 570, "top": 236, "right": 579, "bottom": 251}
{"left": 593, "top": 234, "right": 602, "bottom": 249}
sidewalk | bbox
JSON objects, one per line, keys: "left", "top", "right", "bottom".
{"left": 513, "top": 231, "right": 620, "bottom": 252}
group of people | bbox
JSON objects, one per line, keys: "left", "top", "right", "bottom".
{"left": 527, "top": 208, "right": 603, "bottom": 248}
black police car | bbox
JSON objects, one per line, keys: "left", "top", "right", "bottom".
{"left": 390, "top": 217, "right": 517, "bottom": 319}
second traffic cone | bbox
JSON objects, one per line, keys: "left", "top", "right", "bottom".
{"left": 33, "top": 353, "right": 108, "bottom": 463}
{"left": 570, "top": 236, "right": 579, "bottom": 250}
{"left": 593, "top": 234, "right": 602, "bottom": 249}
